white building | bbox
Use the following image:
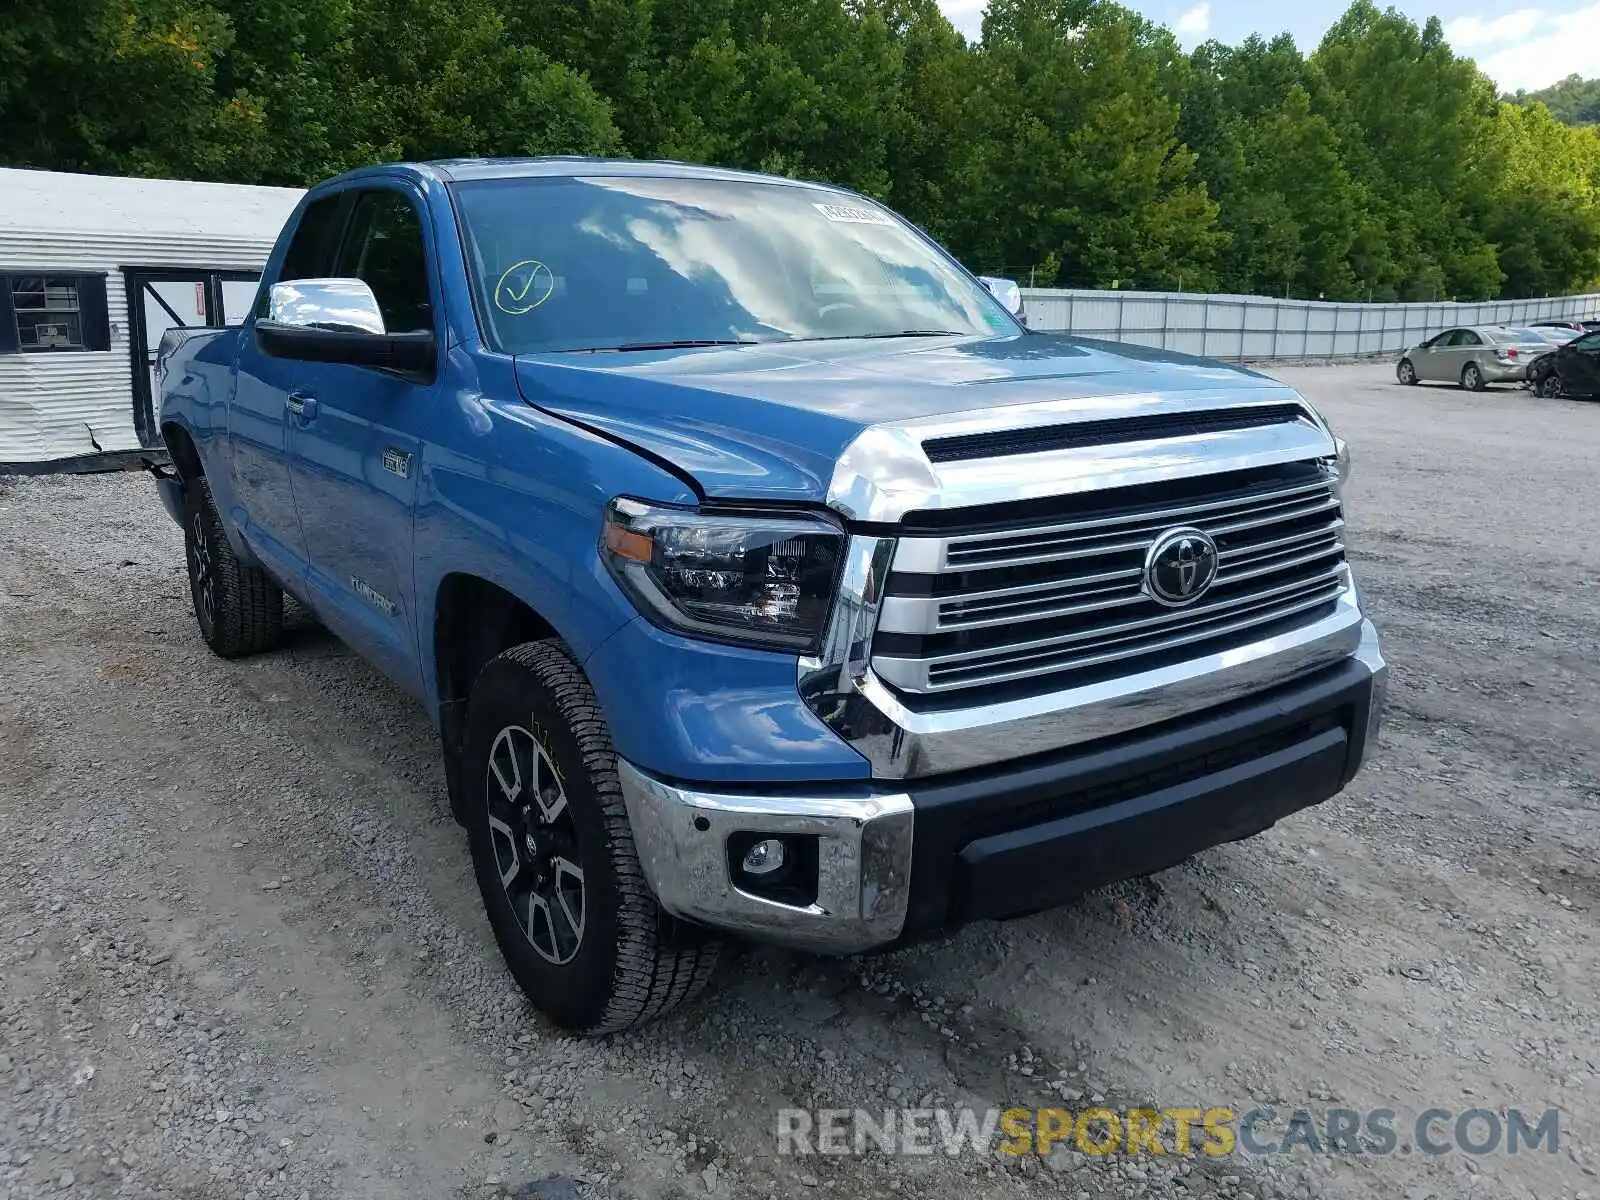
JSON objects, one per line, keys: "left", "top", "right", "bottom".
{"left": 0, "top": 168, "right": 304, "bottom": 471}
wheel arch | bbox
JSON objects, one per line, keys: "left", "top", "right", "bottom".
{"left": 430, "top": 571, "right": 570, "bottom": 823}
{"left": 161, "top": 419, "right": 205, "bottom": 483}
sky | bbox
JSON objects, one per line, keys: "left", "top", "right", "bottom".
{"left": 935, "top": 0, "right": 1600, "bottom": 92}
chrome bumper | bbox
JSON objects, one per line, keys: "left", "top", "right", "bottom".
{"left": 619, "top": 622, "right": 1386, "bottom": 953}
{"left": 616, "top": 761, "right": 915, "bottom": 953}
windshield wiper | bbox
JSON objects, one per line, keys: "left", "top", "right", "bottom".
{"left": 798, "top": 330, "right": 968, "bottom": 342}
{"left": 606, "top": 338, "right": 762, "bottom": 352}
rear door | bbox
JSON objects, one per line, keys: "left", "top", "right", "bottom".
{"left": 226, "top": 193, "right": 349, "bottom": 586}
{"left": 1416, "top": 330, "right": 1458, "bottom": 381}
{"left": 286, "top": 184, "right": 438, "bottom": 696}
{"left": 1451, "top": 329, "right": 1483, "bottom": 382}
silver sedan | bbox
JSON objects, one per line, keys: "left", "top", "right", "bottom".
{"left": 1396, "top": 325, "right": 1553, "bottom": 390}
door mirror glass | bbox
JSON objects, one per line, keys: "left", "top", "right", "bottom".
{"left": 977, "top": 275, "right": 1024, "bottom": 317}
{"left": 267, "top": 279, "right": 387, "bottom": 335}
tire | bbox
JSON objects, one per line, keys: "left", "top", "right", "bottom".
{"left": 1538, "top": 371, "right": 1565, "bottom": 399}
{"left": 183, "top": 476, "right": 284, "bottom": 658}
{"left": 1460, "top": 362, "right": 1486, "bottom": 392}
{"left": 1396, "top": 359, "right": 1417, "bottom": 385}
{"left": 462, "top": 640, "right": 720, "bottom": 1034}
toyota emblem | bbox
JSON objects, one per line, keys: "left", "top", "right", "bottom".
{"left": 1145, "top": 527, "right": 1219, "bottom": 606}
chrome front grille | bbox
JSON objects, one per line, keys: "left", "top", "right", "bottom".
{"left": 872, "top": 464, "right": 1348, "bottom": 696}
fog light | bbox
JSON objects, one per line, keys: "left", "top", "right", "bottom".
{"left": 741, "top": 838, "right": 786, "bottom": 876}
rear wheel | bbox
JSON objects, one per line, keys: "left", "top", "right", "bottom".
{"left": 1396, "top": 359, "right": 1418, "bottom": 386}
{"left": 183, "top": 476, "right": 284, "bottom": 657}
{"left": 462, "top": 640, "right": 719, "bottom": 1034}
{"left": 1460, "top": 362, "right": 1486, "bottom": 392}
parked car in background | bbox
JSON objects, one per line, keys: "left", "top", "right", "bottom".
{"left": 1528, "top": 329, "right": 1600, "bottom": 398}
{"left": 1395, "top": 325, "right": 1552, "bottom": 390}
{"left": 1532, "top": 318, "right": 1600, "bottom": 335}
{"left": 1518, "top": 325, "right": 1579, "bottom": 347}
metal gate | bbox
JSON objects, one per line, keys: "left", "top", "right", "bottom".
{"left": 124, "top": 268, "right": 261, "bottom": 448}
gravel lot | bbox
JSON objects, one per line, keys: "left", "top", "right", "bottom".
{"left": 2, "top": 362, "right": 1597, "bottom": 1200}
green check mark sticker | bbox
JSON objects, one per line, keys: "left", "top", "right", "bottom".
{"left": 494, "top": 260, "right": 556, "bottom": 315}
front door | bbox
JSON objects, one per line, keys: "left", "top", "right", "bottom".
{"left": 287, "top": 185, "right": 437, "bottom": 698}
{"left": 1418, "top": 329, "right": 1463, "bottom": 381}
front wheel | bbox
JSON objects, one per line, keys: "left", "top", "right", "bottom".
{"left": 1396, "top": 359, "right": 1418, "bottom": 386}
{"left": 1460, "top": 362, "right": 1486, "bottom": 392}
{"left": 462, "top": 641, "right": 719, "bottom": 1034}
{"left": 1538, "top": 371, "right": 1565, "bottom": 399}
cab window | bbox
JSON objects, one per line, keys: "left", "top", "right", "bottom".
{"left": 333, "top": 191, "right": 435, "bottom": 334}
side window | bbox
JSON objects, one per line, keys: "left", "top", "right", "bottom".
{"left": 260, "top": 195, "right": 345, "bottom": 317}
{"left": 1458, "top": 330, "right": 1481, "bottom": 346}
{"left": 1574, "top": 332, "right": 1600, "bottom": 352}
{"left": 279, "top": 196, "right": 345, "bottom": 283}
{"left": 333, "top": 191, "right": 434, "bottom": 334}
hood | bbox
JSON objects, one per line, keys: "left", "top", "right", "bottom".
{"left": 512, "top": 333, "right": 1294, "bottom": 505}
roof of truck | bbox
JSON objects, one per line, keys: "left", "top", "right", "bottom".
{"left": 421, "top": 156, "right": 842, "bottom": 191}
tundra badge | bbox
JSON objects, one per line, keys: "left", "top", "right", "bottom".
{"left": 351, "top": 577, "right": 397, "bottom": 616}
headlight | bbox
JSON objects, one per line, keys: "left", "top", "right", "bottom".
{"left": 601, "top": 498, "right": 845, "bottom": 651}
{"left": 1312, "top": 407, "right": 1350, "bottom": 496}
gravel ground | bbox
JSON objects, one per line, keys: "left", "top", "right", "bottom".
{"left": 2, "top": 362, "right": 1597, "bottom": 1200}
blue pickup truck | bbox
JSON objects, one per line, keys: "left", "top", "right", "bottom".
{"left": 153, "top": 158, "right": 1386, "bottom": 1033}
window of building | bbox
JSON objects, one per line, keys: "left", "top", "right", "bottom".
{"left": 11, "top": 276, "right": 85, "bottom": 349}
{"left": 0, "top": 272, "right": 110, "bottom": 353}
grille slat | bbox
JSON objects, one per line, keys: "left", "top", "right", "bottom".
{"left": 942, "top": 489, "right": 1339, "bottom": 572}
{"left": 920, "top": 582, "right": 1345, "bottom": 690}
{"left": 873, "top": 462, "right": 1348, "bottom": 695}
{"left": 1218, "top": 521, "right": 1344, "bottom": 563}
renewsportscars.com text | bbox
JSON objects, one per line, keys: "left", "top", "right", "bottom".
{"left": 776, "top": 1106, "right": 1561, "bottom": 1159}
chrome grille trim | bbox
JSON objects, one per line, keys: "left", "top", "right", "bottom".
{"left": 894, "top": 483, "right": 1339, "bottom": 574}
{"left": 872, "top": 466, "right": 1347, "bottom": 695}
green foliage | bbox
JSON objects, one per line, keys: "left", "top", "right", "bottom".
{"left": 4, "top": 0, "right": 1599, "bottom": 300}
{"left": 1511, "top": 75, "right": 1600, "bottom": 126}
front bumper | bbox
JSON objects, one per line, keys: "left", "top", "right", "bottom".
{"left": 618, "top": 621, "right": 1387, "bottom": 953}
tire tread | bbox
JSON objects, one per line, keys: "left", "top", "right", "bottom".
{"left": 186, "top": 476, "right": 283, "bottom": 658}
{"left": 481, "top": 640, "right": 719, "bottom": 1034}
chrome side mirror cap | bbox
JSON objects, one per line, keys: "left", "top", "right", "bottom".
{"left": 267, "top": 278, "right": 387, "bottom": 336}
{"left": 977, "top": 275, "right": 1025, "bottom": 322}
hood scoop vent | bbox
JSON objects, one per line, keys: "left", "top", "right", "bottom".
{"left": 922, "top": 403, "right": 1310, "bottom": 464}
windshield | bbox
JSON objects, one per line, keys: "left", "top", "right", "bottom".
{"left": 452, "top": 175, "right": 1019, "bottom": 353}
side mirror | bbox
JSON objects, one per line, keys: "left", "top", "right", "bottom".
{"left": 256, "top": 278, "right": 435, "bottom": 382}
{"left": 977, "top": 275, "right": 1026, "bottom": 326}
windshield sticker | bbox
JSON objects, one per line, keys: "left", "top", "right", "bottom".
{"left": 814, "top": 202, "right": 893, "bottom": 227}
{"left": 494, "top": 260, "right": 556, "bottom": 315}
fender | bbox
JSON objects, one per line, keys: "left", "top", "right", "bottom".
{"left": 412, "top": 351, "right": 699, "bottom": 727}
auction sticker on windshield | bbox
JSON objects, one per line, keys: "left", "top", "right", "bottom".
{"left": 814, "top": 202, "right": 893, "bottom": 226}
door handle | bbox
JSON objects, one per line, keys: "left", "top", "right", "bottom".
{"left": 286, "top": 391, "right": 320, "bottom": 422}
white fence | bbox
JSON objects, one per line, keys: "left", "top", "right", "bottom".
{"left": 1019, "top": 287, "right": 1600, "bottom": 361}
